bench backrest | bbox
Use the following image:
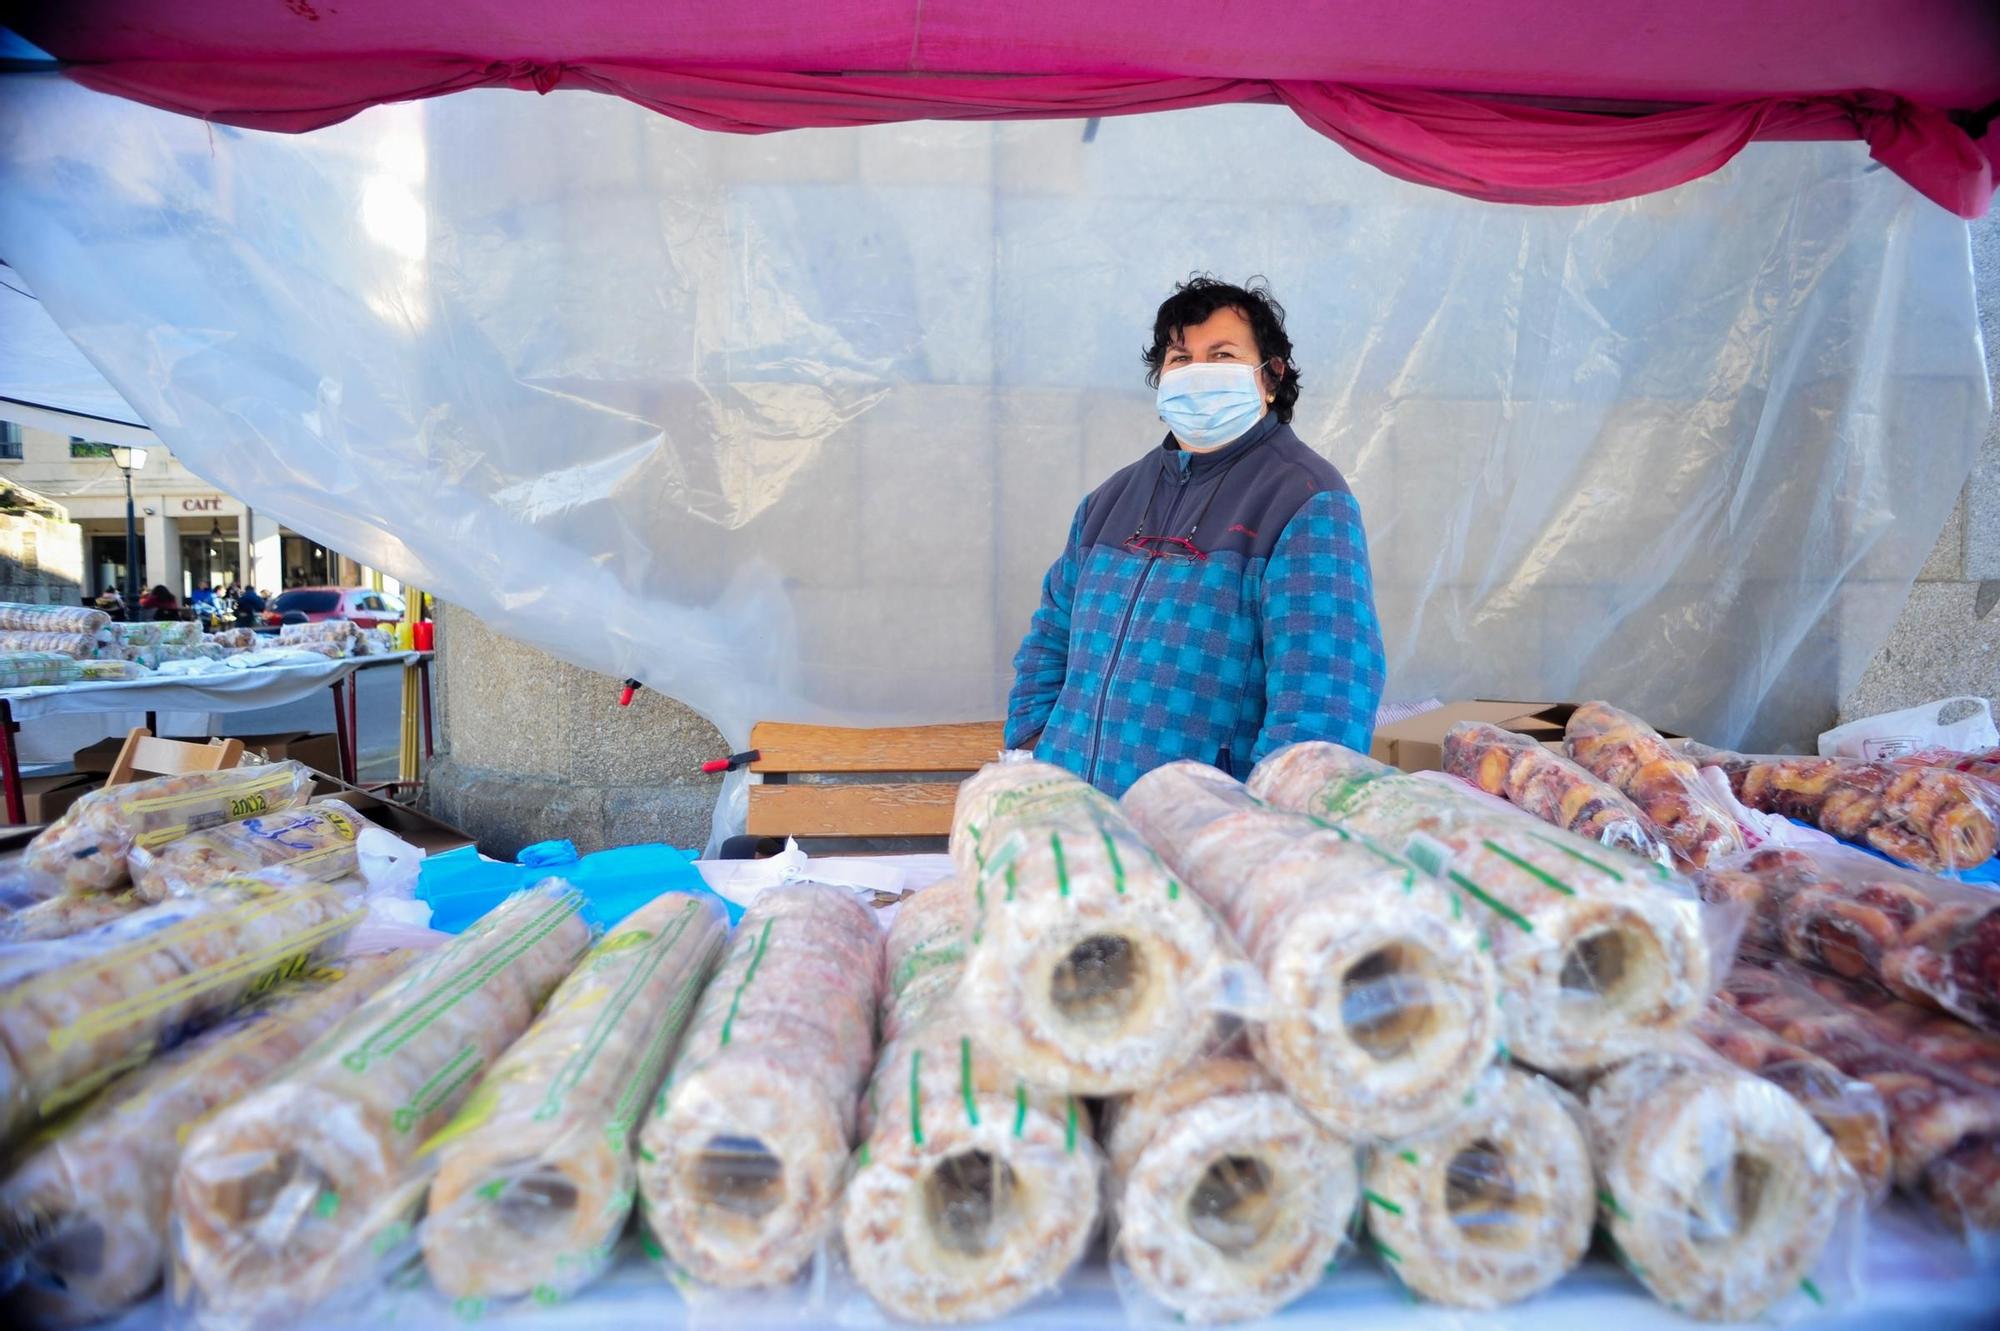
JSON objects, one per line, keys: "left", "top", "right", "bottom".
{"left": 745, "top": 721, "right": 1005, "bottom": 842}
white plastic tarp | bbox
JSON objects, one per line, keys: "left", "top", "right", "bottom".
{"left": 0, "top": 75, "right": 1986, "bottom": 761}
{"left": 0, "top": 260, "right": 154, "bottom": 443}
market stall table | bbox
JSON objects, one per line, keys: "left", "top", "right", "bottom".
{"left": 0, "top": 652, "right": 435, "bottom": 822}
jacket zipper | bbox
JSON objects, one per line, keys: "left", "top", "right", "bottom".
{"left": 1085, "top": 464, "right": 1191, "bottom": 787}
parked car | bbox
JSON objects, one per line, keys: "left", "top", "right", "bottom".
{"left": 264, "top": 587, "right": 407, "bottom": 628}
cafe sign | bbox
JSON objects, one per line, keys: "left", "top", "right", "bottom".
{"left": 178, "top": 496, "right": 229, "bottom": 514}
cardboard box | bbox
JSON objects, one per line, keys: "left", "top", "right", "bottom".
{"left": 225, "top": 731, "right": 342, "bottom": 775}
{"left": 1372, "top": 699, "right": 1686, "bottom": 773}
{"left": 311, "top": 776, "right": 477, "bottom": 856}
{"left": 20, "top": 773, "right": 100, "bottom": 823}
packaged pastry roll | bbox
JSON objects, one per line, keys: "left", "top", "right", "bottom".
{"left": 1698, "top": 844, "right": 2000, "bottom": 1034}
{"left": 1585, "top": 1049, "right": 1858, "bottom": 1322}
{"left": 1721, "top": 962, "right": 2000, "bottom": 1247}
{"left": 0, "top": 632, "right": 98, "bottom": 659}
{"left": 1361, "top": 1066, "right": 1592, "bottom": 1309}
{"left": 947, "top": 761, "right": 1239, "bottom": 1095}
{"left": 1894, "top": 746, "right": 2000, "bottom": 784}
{"left": 421, "top": 891, "right": 727, "bottom": 1305}
{"left": 0, "top": 953, "right": 410, "bottom": 1328}
{"left": 1443, "top": 721, "right": 1672, "bottom": 866}
{"left": 1249, "top": 742, "right": 1716, "bottom": 1075}
{"left": 0, "top": 604, "right": 109, "bottom": 636}
{"left": 0, "top": 890, "right": 146, "bottom": 943}
{"left": 1686, "top": 997, "right": 1892, "bottom": 1205}
{"left": 1565, "top": 702, "right": 1747, "bottom": 868}
{"left": 639, "top": 884, "right": 883, "bottom": 1290}
{"left": 1688, "top": 744, "right": 1999, "bottom": 874}
{"left": 1105, "top": 1052, "right": 1356, "bottom": 1324}
{"left": 128, "top": 801, "right": 376, "bottom": 903}
{"left": 23, "top": 763, "right": 318, "bottom": 896}
{"left": 171, "top": 882, "right": 591, "bottom": 1328}
{"left": 1122, "top": 762, "right": 1499, "bottom": 1139}
{"left": 840, "top": 876, "right": 1101, "bottom": 1324}
{"left": 0, "top": 870, "right": 365, "bottom": 1146}
{"left": 0, "top": 654, "right": 80, "bottom": 690}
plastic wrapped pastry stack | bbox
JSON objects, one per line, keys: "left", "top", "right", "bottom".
{"left": 127, "top": 800, "right": 377, "bottom": 903}
{"left": 947, "top": 761, "right": 1241, "bottom": 1094}
{"left": 171, "top": 883, "right": 591, "bottom": 1328}
{"left": 840, "top": 876, "right": 1103, "bottom": 1323}
{"left": 1442, "top": 721, "right": 1673, "bottom": 867}
{"left": 0, "top": 952, "right": 412, "bottom": 1327}
{"left": 422, "top": 891, "right": 728, "bottom": 1307}
{"left": 1247, "top": 742, "right": 1715, "bottom": 1076}
{"left": 1565, "top": 702, "right": 1747, "bottom": 869}
{"left": 639, "top": 884, "right": 884, "bottom": 1290}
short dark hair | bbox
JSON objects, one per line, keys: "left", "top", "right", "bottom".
{"left": 1142, "top": 275, "right": 1301, "bottom": 424}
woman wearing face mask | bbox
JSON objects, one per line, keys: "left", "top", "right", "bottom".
{"left": 1005, "top": 276, "right": 1386, "bottom": 795}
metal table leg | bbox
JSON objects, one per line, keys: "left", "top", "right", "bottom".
{"left": 0, "top": 699, "right": 22, "bottom": 825}
{"left": 330, "top": 679, "right": 355, "bottom": 785}
{"left": 346, "top": 670, "right": 360, "bottom": 782}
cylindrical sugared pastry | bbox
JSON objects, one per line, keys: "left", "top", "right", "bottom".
{"left": 1563, "top": 702, "right": 1747, "bottom": 869}
{"left": 0, "top": 871, "right": 365, "bottom": 1146}
{"left": 1585, "top": 1051, "right": 1852, "bottom": 1322}
{"left": 948, "top": 761, "right": 1234, "bottom": 1094}
{"left": 171, "top": 882, "right": 591, "bottom": 1328}
{"left": 1106, "top": 1054, "right": 1356, "bottom": 1323}
{"left": 638, "top": 884, "right": 884, "bottom": 1289}
{"left": 1443, "top": 721, "right": 1672, "bottom": 866}
{"left": 421, "top": 892, "right": 728, "bottom": 1303}
{"left": 1123, "top": 762, "right": 1498, "bottom": 1139}
{"left": 1361, "top": 1067, "right": 1593, "bottom": 1309}
{"left": 0, "top": 889, "right": 147, "bottom": 943}
{"left": 0, "top": 953, "right": 409, "bottom": 1329}
{"left": 1249, "top": 742, "right": 1712, "bottom": 1075}
{"left": 841, "top": 877, "right": 1100, "bottom": 1324}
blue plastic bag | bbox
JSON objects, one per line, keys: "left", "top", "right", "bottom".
{"left": 418, "top": 841, "right": 742, "bottom": 933}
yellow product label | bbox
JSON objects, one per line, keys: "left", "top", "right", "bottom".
{"left": 228, "top": 793, "right": 271, "bottom": 821}
{"left": 420, "top": 1078, "right": 501, "bottom": 1155}
{"left": 589, "top": 928, "right": 654, "bottom": 960}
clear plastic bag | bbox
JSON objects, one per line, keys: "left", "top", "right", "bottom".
{"left": 946, "top": 761, "right": 1249, "bottom": 1095}
{"left": 1687, "top": 744, "right": 1999, "bottom": 874}
{"left": 1721, "top": 960, "right": 2000, "bottom": 1256}
{"left": 0, "top": 631, "right": 97, "bottom": 659}
{"left": 1361, "top": 1065, "right": 1593, "bottom": 1309}
{"left": 170, "top": 881, "right": 593, "bottom": 1330}
{"left": 1565, "top": 702, "right": 1749, "bottom": 869}
{"left": 76, "top": 658, "right": 153, "bottom": 682}
{"left": 1103, "top": 1050, "right": 1357, "bottom": 1325}
{"left": 1249, "top": 741, "right": 1727, "bottom": 1076}
{"left": 0, "top": 951, "right": 411, "bottom": 1326}
{"left": 128, "top": 800, "right": 378, "bottom": 903}
{"left": 1584, "top": 1046, "right": 1863, "bottom": 1322}
{"left": 1442, "top": 721, "right": 1672, "bottom": 867}
{"left": 0, "top": 653, "right": 80, "bottom": 690}
{"left": 837, "top": 876, "right": 1101, "bottom": 1324}
{"left": 278, "top": 622, "right": 359, "bottom": 656}
{"left": 1121, "top": 760, "right": 1500, "bottom": 1141}
{"left": 0, "top": 868, "right": 366, "bottom": 1146}
{"left": 0, "top": 887, "right": 146, "bottom": 943}
{"left": 204, "top": 629, "right": 259, "bottom": 653}
{"left": 1686, "top": 997, "right": 1893, "bottom": 1207}
{"left": 101, "top": 623, "right": 163, "bottom": 648}
{"left": 418, "top": 890, "right": 728, "bottom": 1311}
{"left": 638, "top": 884, "right": 882, "bottom": 1293}
{"left": 1892, "top": 748, "right": 2000, "bottom": 785}
{"left": 157, "top": 620, "right": 203, "bottom": 648}
{"left": 22, "top": 762, "right": 318, "bottom": 895}
{"left": 0, "top": 604, "right": 109, "bottom": 636}
{"left": 1698, "top": 844, "right": 2000, "bottom": 1034}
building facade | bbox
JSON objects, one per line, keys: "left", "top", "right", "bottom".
{"left": 0, "top": 420, "right": 378, "bottom": 601}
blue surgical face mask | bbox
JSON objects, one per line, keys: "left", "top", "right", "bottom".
{"left": 1155, "top": 360, "right": 1270, "bottom": 450}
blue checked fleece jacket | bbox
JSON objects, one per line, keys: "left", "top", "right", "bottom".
{"left": 1006, "top": 411, "right": 1387, "bottom": 796}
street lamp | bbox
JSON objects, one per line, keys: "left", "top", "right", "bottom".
{"left": 108, "top": 445, "right": 148, "bottom": 608}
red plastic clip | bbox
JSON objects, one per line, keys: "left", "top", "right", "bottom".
{"left": 618, "top": 679, "right": 641, "bottom": 707}
{"left": 700, "top": 749, "right": 761, "bottom": 775}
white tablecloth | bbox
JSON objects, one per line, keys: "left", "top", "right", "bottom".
{"left": 0, "top": 652, "right": 422, "bottom": 722}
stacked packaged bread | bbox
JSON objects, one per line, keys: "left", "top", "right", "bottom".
{"left": 1688, "top": 745, "right": 1998, "bottom": 873}
{"left": 422, "top": 891, "right": 728, "bottom": 1306}
{"left": 1248, "top": 742, "right": 1714, "bottom": 1075}
{"left": 1699, "top": 844, "right": 2000, "bottom": 1033}
{"left": 1122, "top": 761, "right": 1499, "bottom": 1139}
{"left": 1565, "top": 702, "right": 1746, "bottom": 869}
{"left": 128, "top": 801, "right": 376, "bottom": 902}
{"left": 0, "top": 869, "right": 365, "bottom": 1145}
{"left": 0, "top": 654, "right": 80, "bottom": 690}
{"left": 1104, "top": 1051, "right": 1356, "bottom": 1323}
{"left": 0, "top": 632, "right": 99, "bottom": 659}
{"left": 23, "top": 764, "right": 318, "bottom": 895}
{"left": 639, "top": 884, "right": 883, "bottom": 1289}
{"left": 948, "top": 761, "right": 1239, "bottom": 1094}
{"left": 1585, "top": 1049, "right": 1857, "bottom": 1321}
{"left": 0, "top": 952, "right": 410, "bottom": 1328}
{"left": 172, "top": 882, "right": 591, "bottom": 1327}
{"left": 0, "top": 890, "right": 146, "bottom": 943}
{"left": 0, "top": 605, "right": 110, "bottom": 636}
{"left": 840, "top": 877, "right": 1101, "bottom": 1323}
{"left": 1722, "top": 962, "right": 2000, "bottom": 1246}
{"left": 1442, "top": 721, "right": 1671, "bottom": 866}
{"left": 1362, "top": 1066, "right": 1594, "bottom": 1309}
{"left": 1687, "top": 998, "right": 1893, "bottom": 1205}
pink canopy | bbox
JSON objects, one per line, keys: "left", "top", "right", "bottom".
{"left": 14, "top": 1, "right": 2000, "bottom": 216}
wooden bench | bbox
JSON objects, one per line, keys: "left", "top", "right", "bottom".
{"left": 107, "top": 729, "right": 245, "bottom": 786}
{"left": 736, "top": 720, "right": 1006, "bottom": 854}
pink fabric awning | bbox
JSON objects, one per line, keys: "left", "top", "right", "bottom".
{"left": 13, "top": 1, "right": 2000, "bottom": 216}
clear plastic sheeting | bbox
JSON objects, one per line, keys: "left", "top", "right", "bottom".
{"left": 0, "top": 76, "right": 1984, "bottom": 758}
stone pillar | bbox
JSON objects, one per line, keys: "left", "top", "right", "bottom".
{"left": 243, "top": 511, "right": 281, "bottom": 592}
{"left": 1840, "top": 210, "right": 2000, "bottom": 724}
{"left": 422, "top": 602, "right": 728, "bottom": 858}
{"left": 141, "top": 509, "right": 178, "bottom": 595}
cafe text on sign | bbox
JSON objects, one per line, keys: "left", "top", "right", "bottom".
{"left": 179, "top": 497, "right": 227, "bottom": 514}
